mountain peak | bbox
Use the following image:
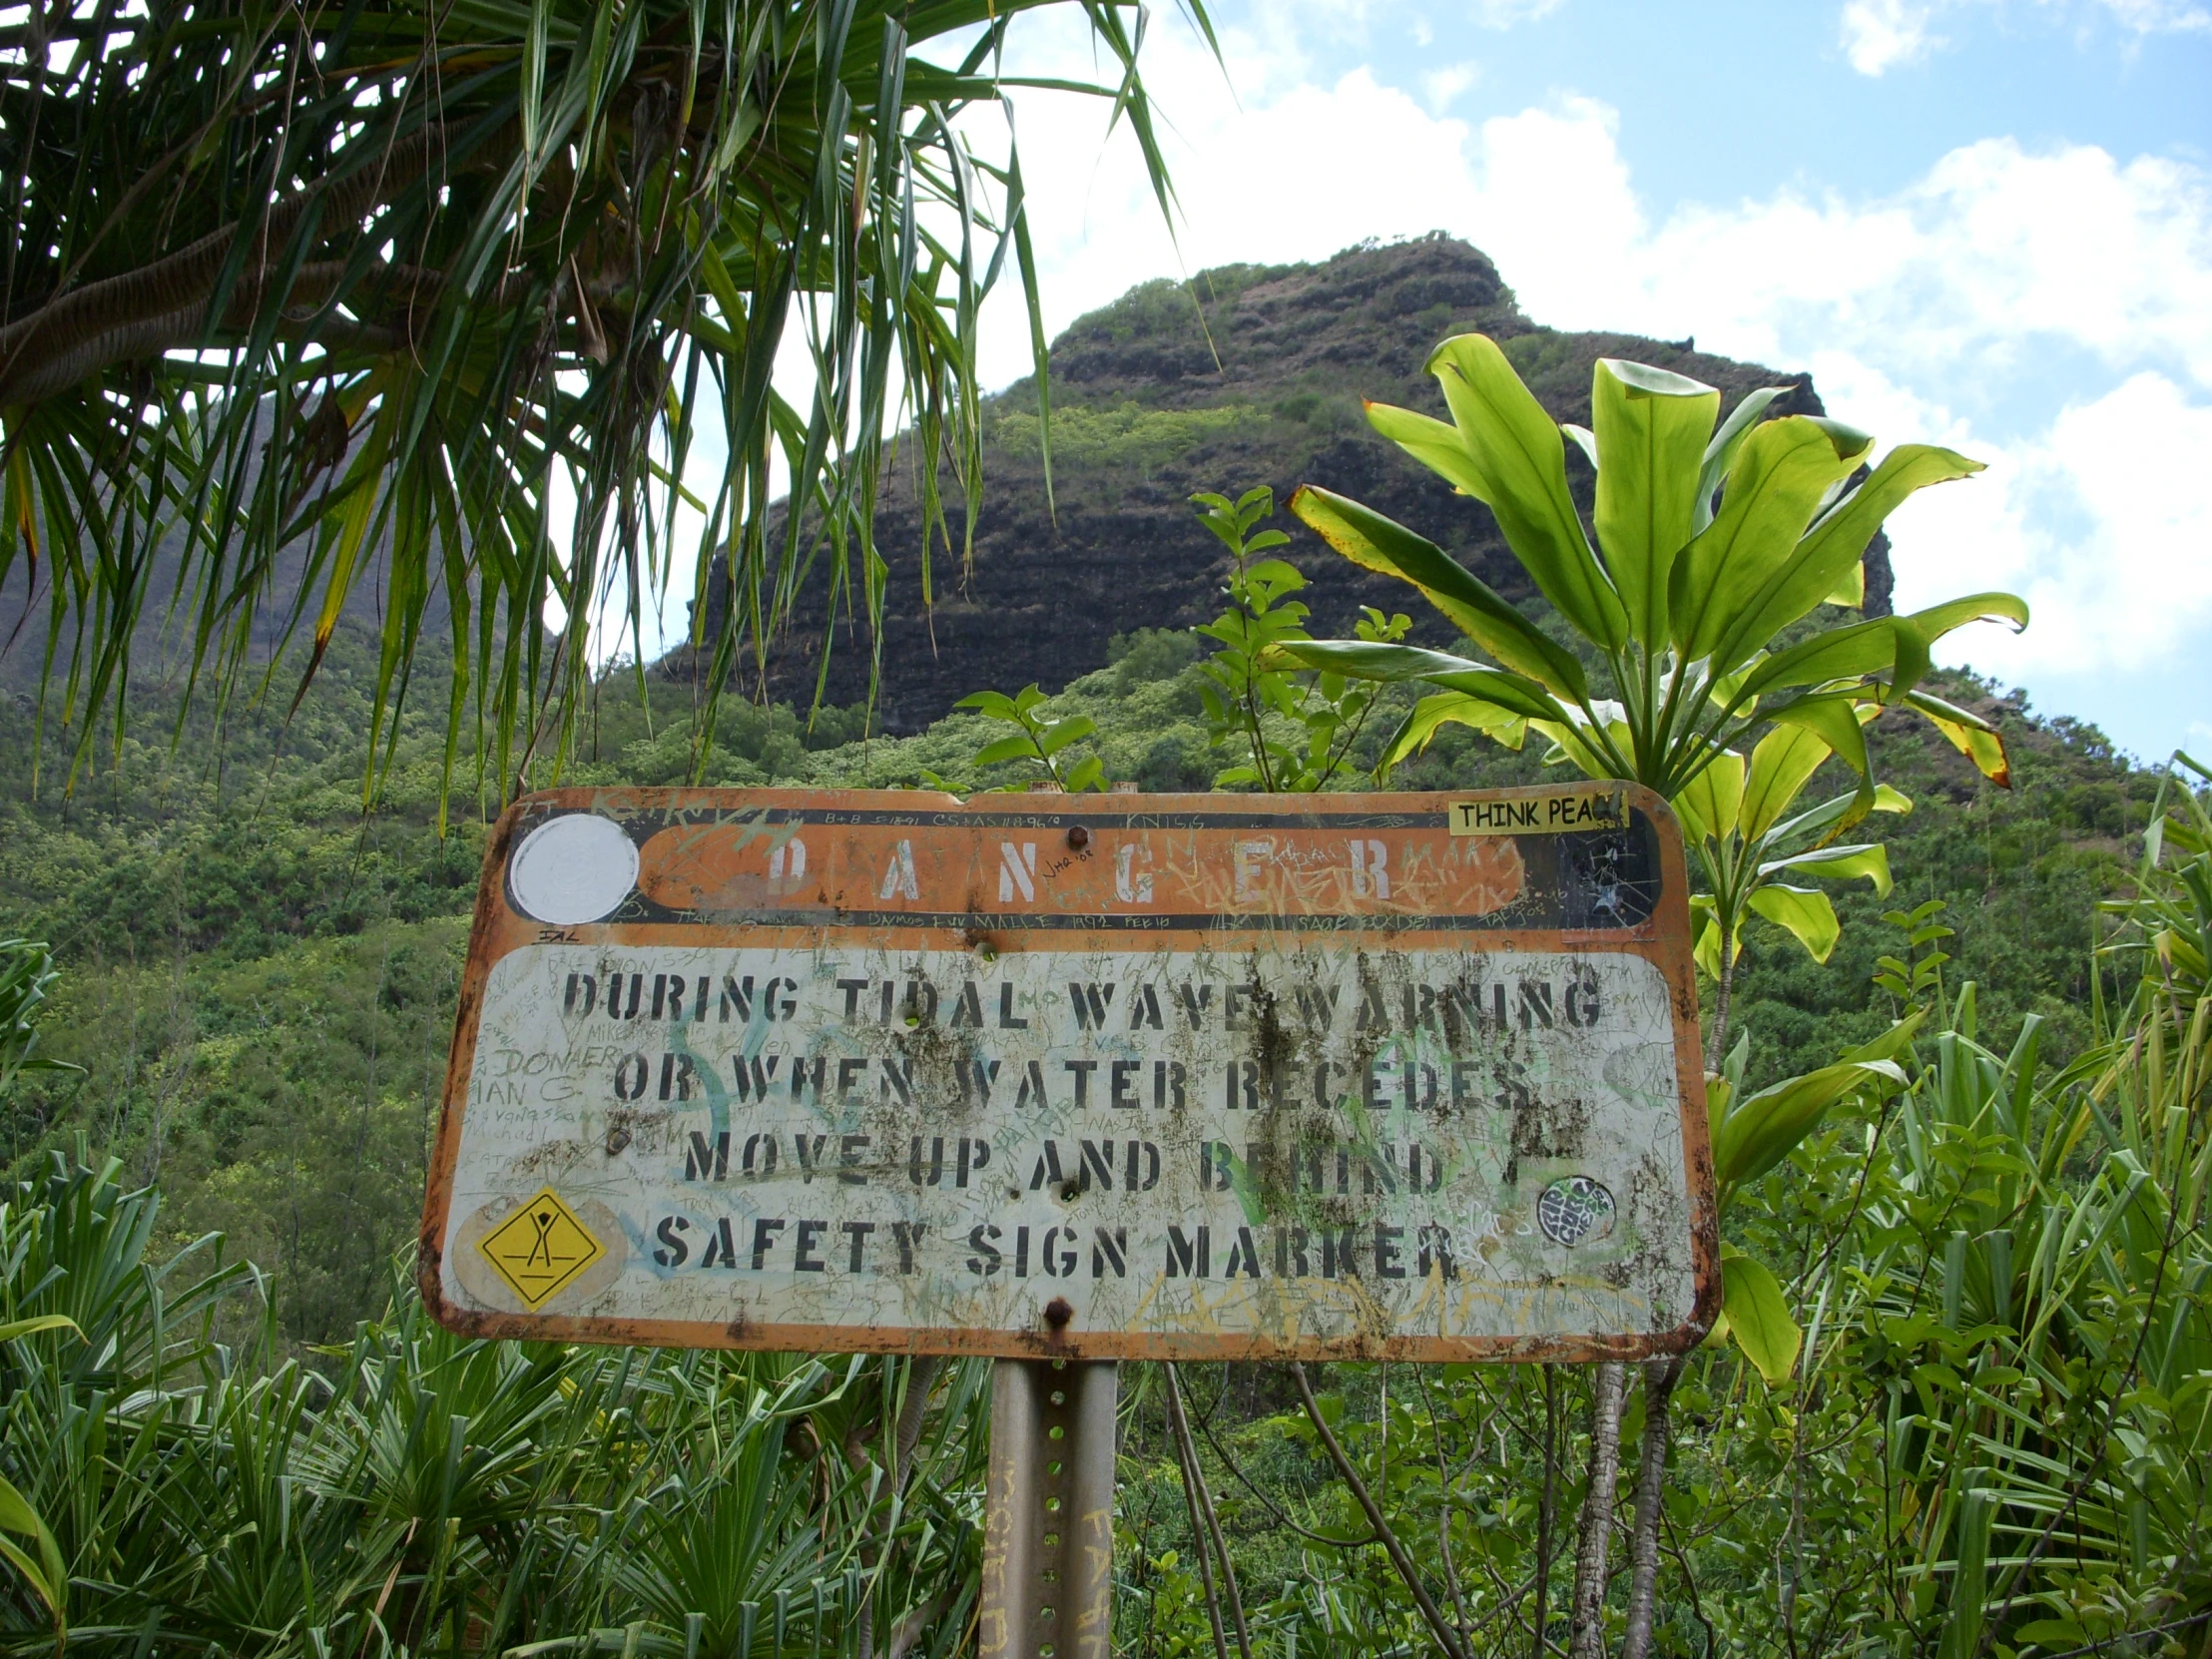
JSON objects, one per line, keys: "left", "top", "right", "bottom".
{"left": 717, "top": 236, "right": 1886, "bottom": 730}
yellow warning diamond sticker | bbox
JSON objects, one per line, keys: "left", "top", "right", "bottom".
{"left": 478, "top": 1189, "right": 605, "bottom": 1308}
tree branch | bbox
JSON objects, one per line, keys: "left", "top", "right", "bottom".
{"left": 1287, "top": 1361, "right": 1472, "bottom": 1659}
{"left": 1166, "top": 1365, "right": 1253, "bottom": 1659}
{"left": 0, "top": 122, "right": 458, "bottom": 402}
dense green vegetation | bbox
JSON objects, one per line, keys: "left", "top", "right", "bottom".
{"left": 6, "top": 18, "right": 2193, "bottom": 1645}
{"left": 0, "top": 678, "right": 2202, "bottom": 1653}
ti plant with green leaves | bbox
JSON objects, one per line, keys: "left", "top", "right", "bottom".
{"left": 1695, "top": 897, "right": 1954, "bottom": 1393}
{"left": 955, "top": 686, "right": 1112, "bottom": 793}
{"left": 1190, "top": 487, "right": 1409, "bottom": 794}
{"left": 1271, "top": 338, "right": 2027, "bottom": 818}
{"left": 1676, "top": 718, "right": 1913, "bottom": 1056}
{"left": 1702, "top": 1010, "right": 1919, "bottom": 1385}
{"left": 1260, "top": 336, "right": 2029, "bottom": 1659}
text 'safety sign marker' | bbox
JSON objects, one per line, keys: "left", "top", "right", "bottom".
{"left": 421, "top": 785, "right": 1719, "bottom": 1361}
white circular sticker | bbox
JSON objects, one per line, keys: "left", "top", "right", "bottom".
{"left": 507, "top": 814, "right": 638, "bottom": 925}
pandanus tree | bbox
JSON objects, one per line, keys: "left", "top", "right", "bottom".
{"left": 0, "top": 0, "right": 1202, "bottom": 800}
{"left": 1270, "top": 335, "right": 2030, "bottom": 1659}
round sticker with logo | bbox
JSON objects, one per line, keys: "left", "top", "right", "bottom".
{"left": 1536, "top": 1175, "right": 1617, "bottom": 1247}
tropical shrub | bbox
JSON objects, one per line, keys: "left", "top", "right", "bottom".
{"left": 1188, "top": 488, "right": 1409, "bottom": 794}
{"left": 0, "top": 1155, "right": 983, "bottom": 1657}
{"left": 1272, "top": 339, "right": 2027, "bottom": 816}
{"left": 955, "top": 685, "right": 1114, "bottom": 793}
{"left": 0, "top": 768, "right": 2203, "bottom": 1659}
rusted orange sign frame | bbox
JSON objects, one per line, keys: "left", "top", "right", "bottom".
{"left": 420, "top": 783, "right": 1719, "bottom": 1363}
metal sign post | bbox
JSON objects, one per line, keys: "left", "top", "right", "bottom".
{"left": 980, "top": 1360, "right": 1118, "bottom": 1659}
{"left": 421, "top": 783, "right": 1718, "bottom": 1656}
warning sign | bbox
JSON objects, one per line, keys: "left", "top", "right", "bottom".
{"left": 420, "top": 784, "right": 1718, "bottom": 1362}
{"left": 477, "top": 1188, "right": 606, "bottom": 1307}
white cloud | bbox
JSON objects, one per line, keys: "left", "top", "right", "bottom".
{"left": 1445, "top": 120, "right": 2212, "bottom": 680}
{"left": 1609, "top": 139, "right": 2212, "bottom": 393}
{"left": 1882, "top": 373, "right": 2212, "bottom": 674}
{"left": 1470, "top": 0, "right": 1566, "bottom": 26}
{"left": 1420, "top": 60, "right": 1481, "bottom": 112}
{"left": 1840, "top": 0, "right": 2211, "bottom": 77}
{"left": 2095, "top": 0, "right": 2212, "bottom": 30}
{"left": 1841, "top": 0, "right": 1942, "bottom": 73}
{"left": 986, "top": 16, "right": 2211, "bottom": 390}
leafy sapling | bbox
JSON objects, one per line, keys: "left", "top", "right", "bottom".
{"left": 1191, "top": 487, "right": 1409, "bottom": 793}
{"left": 955, "top": 685, "right": 1111, "bottom": 792}
{"left": 1874, "top": 898, "right": 1955, "bottom": 1009}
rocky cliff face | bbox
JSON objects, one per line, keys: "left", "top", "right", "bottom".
{"left": 706, "top": 235, "right": 1891, "bottom": 731}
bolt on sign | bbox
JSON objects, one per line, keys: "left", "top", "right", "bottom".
{"left": 421, "top": 785, "right": 1720, "bottom": 1360}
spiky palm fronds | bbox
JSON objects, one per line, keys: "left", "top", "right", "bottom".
{"left": 0, "top": 1152, "right": 995, "bottom": 1656}
{"left": 0, "top": 0, "right": 1206, "bottom": 807}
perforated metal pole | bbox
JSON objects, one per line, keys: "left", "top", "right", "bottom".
{"left": 979, "top": 1360, "right": 1118, "bottom": 1659}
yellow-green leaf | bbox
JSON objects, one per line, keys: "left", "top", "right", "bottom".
{"left": 1692, "top": 910, "right": 1729, "bottom": 980}
{"left": 0, "top": 1470, "right": 65, "bottom": 1629}
{"left": 1765, "top": 694, "right": 1875, "bottom": 830}
{"left": 0, "top": 1316, "right": 80, "bottom": 1344}
{"left": 1905, "top": 689, "right": 2012, "bottom": 787}
{"left": 1906, "top": 592, "right": 2030, "bottom": 642}
{"left": 1762, "top": 842, "right": 1893, "bottom": 896}
{"left": 1718, "top": 443, "right": 1985, "bottom": 667}
{"left": 1693, "top": 385, "right": 1793, "bottom": 535}
{"left": 1842, "top": 1008, "right": 1928, "bottom": 1065}
{"left": 1287, "top": 486, "right": 1590, "bottom": 697}
{"left": 1379, "top": 691, "right": 1530, "bottom": 777}
{"left": 1592, "top": 357, "right": 1719, "bottom": 650}
{"left": 1671, "top": 416, "right": 1872, "bottom": 670}
{"left": 1747, "top": 882, "right": 1841, "bottom": 962}
{"left": 1365, "top": 400, "right": 1487, "bottom": 499}
{"left": 1740, "top": 723, "right": 1833, "bottom": 839}
{"left": 1673, "top": 748, "right": 1744, "bottom": 843}
{"left": 1721, "top": 1247, "right": 1802, "bottom": 1385}
{"left": 1423, "top": 335, "right": 1629, "bottom": 651}
{"left": 1713, "top": 1055, "right": 1908, "bottom": 1193}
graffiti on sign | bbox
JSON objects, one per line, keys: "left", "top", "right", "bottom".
{"left": 421, "top": 786, "right": 1718, "bottom": 1360}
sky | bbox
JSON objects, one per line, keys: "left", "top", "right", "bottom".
{"left": 924, "top": 0, "right": 2212, "bottom": 765}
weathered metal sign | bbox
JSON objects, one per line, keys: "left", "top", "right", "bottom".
{"left": 421, "top": 785, "right": 1719, "bottom": 1360}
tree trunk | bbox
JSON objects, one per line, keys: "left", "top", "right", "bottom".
{"left": 1534, "top": 1365, "right": 1558, "bottom": 1657}
{"left": 1705, "top": 941, "right": 1737, "bottom": 1072}
{"left": 0, "top": 123, "right": 459, "bottom": 403}
{"left": 1621, "top": 1355, "right": 1684, "bottom": 1659}
{"left": 1567, "top": 1362, "right": 1625, "bottom": 1659}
